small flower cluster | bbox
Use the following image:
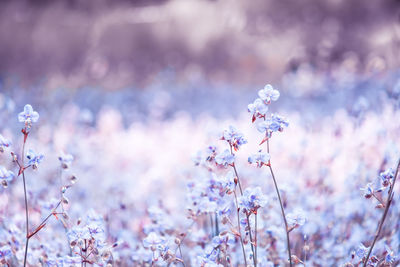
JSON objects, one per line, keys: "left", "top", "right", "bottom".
{"left": 221, "top": 126, "right": 247, "bottom": 151}
{"left": 18, "top": 104, "right": 39, "bottom": 128}
{"left": 187, "top": 172, "right": 235, "bottom": 216}
{"left": 238, "top": 187, "right": 268, "bottom": 214}
{"left": 360, "top": 168, "right": 395, "bottom": 201}
{"left": 67, "top": 210, "right": 114, "bottom": 266}
{"left": 248, "top": 84, "right": 280, "bottom": 122}
{"left": 26, "top": 149, "right": 44, "bottom": 169}
{"left": 248, "top": 84, "right": 288, "bottom": 142}
{"left": 248, "top": 150, "right": 270, "bottom": 168}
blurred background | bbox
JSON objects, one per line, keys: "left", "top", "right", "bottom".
{"left": 1, "top": 0, "right": 400, "bottom": 121}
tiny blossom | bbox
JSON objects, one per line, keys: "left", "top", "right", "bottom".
{"left": 205, "top": 145, "right": 217, "bottom": 162}
{"left": 26, "top": 149, "right": 44, "bottom": 169}
{"left": 222, "top": 126, "right": 247, "bottom": 151}
{"left": 0, "top": 245, "right": 11, "bottom": 259}
{"left": 143, "top": 232, "right": 165, "bottom": 248}
{"left": 58, "top": 152, "right": 74, "bottom": 168}
{"left": 248, "top": 150, "right": 270, "bottom": 167}
{"left": 0, "top": 135, "right": 11, "bottom": 153}
{"left": 287, "top": 210, "right": 306, "bottom": 227}
{"left": 355, "top": 244, "right": 369, "bottom": 259}
{"left": 385, "top": 245, "right": 396, "bottom": 263}
{"left": 211, "top": 233, "right": 235, "bottom": 248}
{"left": 248, "top": 98, "right": 269, "bottom": 120}
{"left": 257, "top": 114, "right": 289, "bottom": 135}
{"left": 193, "top": 146, "right": 217, "bottom": 165}
{"left": 67, "top": 226, "right": 91, "bottom": 244}
{"left": 360, "top": 183, "right": 374, "bottom": 198}
{"left": 0, "top": 166, "right": 15, "bottom": 188}
{"left": 379, "top": 168, "right": 394, "bottom": 187}
{"left": 258, "top": 84, "right": 280, "bottom": 103}
{"left": 215, "top": 149, "right": 235, "bottom": 167}
{"left": 18, "top": 104, "right": 39, "bottom": 126}
{"left": 239, "top": 187, "right": 268, "bottom": 213}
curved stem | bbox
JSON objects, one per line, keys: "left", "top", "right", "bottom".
{"left": 267, "top": 139, "right": 292, "bottom": 267}
{"left": 21, "top": 130, "right": 29, "bottom": 267}
{"left": 363, "top": 159, "right": 400, "bottom": 266}
{"left": 229, "top": 145, "right": 256, "bottom": 265}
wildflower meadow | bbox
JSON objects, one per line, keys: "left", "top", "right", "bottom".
{"left": 1, "top": 0, "right": 400, "bottom": 266}
{"left": 1, "top": 78, "right": 400, "bottom": 266}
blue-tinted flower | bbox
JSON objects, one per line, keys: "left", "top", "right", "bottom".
{"left": 205, "top": 146, "right": 217, "bottom": 161}
{"left": 18, "top": 104, "right": 39, "bottom": 126}
{"left": 360, "top": 183, "right": 374, "bottom": 199}
{"left": 355, "top": 244, "right": 369, "bottom": 259}
{"left": 379, "top": 168, "right": 394, "bottom": 187}
{"left": 143, "top": 232, "right": 165, "bottom": 248}
{"left": 257, "top": 114, "right": 289, "bottom": 135}
{"left": 222, "top": 126, "right": 247, "bottom": 151}
{"left": 58, "top": 152, "right": 74, "bottom": 169}
{"left": 385, "top": 245, "right": 396, "bottom": 263}
{"left": 26, "top": 149, "right": 44, "bottom": 169}
{"left": 239, "top": 187, "right": 268, "bottom": 213}
{"left": 215, "top": 149, "right": 235, "bottom": 166}
{"left": 67, "top": 226, "right": 91, "bottom": 246}
{"left": 0, "top": 134, "right": 11, "bottom": 153}
{"left": 211, "top": 233, "right": 235, "bottom": 248}
{"left": 248, "top": 98, "right": 269, "bottom": 121}
{"left": 258, "top": 84, "right": 280, "bottom": 103}
{"left": 0, "top": 166, "right": 14, "bottom": 188}
{"left": 87, "top": 223, "right": 106, "bottom": 241}
{"left": 0, "top": 245, "right": 11, "bottom": 260}
{"left": 193, "top": 146, "right": 217, "bottom": 166}
{"left": 248, "top": 150, "right": 270, "bottom": 167}
{"left": 287, "top": 210, "right": 306, "bottom": 227}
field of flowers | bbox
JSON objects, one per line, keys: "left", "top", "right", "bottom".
{"left": 0, "top": 75, "right": 400, "bottom": 267}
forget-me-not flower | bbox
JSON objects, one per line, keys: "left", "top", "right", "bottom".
{"left": 239, "top": 187, "right": 268, "bottom": 214}
{"left": 143, "top": 232, "right": 166, "bottom": 249}
{"left": 215, "top": 149, "right": 235, "bottom": 167}
{"left": 248, "top": 98, "right": 269, "bottom": 121}
{"left": 18, "top": 104, "right": 39, "bottom": 127}
{"left": 258, "top": 84, "right": 280, "bottom": 103}
{"left": 222, "top": 126, "right": 247, "bottom": 151}
{"left": 26, "top": 149, "right": 44, "bottom": 169}
{"left": 248, "top": 150, "right": 270, "bottom": 167}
